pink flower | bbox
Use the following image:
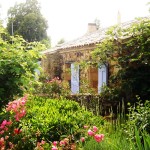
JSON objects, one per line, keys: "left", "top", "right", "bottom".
{"left": 41, "top": 140, "right": 45, "bottom": 145}
{"left": 83, "top": 125, "right": 88, "bottom": 129}
{"left": 1, "top": 120, "right": 7, "bottom": 126}
{"left": 14, "top": 128, "right": 22, "bottom": 134}
{"left": 5, "top": 136, "right": 9, "bottom": 140}
{"left": 6, "top": 121, "right": 12, "bottom": 126}
{"left": 0, "top": 130, "right": 4, "bottom": 135}
{"left": 0, "top": 120, "right": 11, "bottom": 129}
{"left": 93, "top": 126, "right": 98, "bottom": 132}
{"left": 60, "top": 140, "right": 66, "bottom": 146}
{"left": 52, "top": 141, "right": 57, "bottom": 146}
{"left": 87, "top": 129, "right": 94, "bottom": 136}
{"left": 63, "top": 138, "right": 69, "bottom": 144}
{"left": 51, "top": 146, "right": 58, "bottom": 150}
{"left": 94, "top": 134, "right": 104, "bottom": 143}
{"left": 0, "top": 125, "right": 5, "bottom": 129}
{"left": 80, "top": 137, "right": 85, "bottom": 142}
{"left": 21, "top": 96, "right": 27, "bottom": 105}
{"left": 15, "top": 109, "right": 26, "bottom": 121}
{"left": 0, "top": 137, "right": 4, "bottom": 146}
{"left": 4, "top": 127, "right": 8, "bottom": 131}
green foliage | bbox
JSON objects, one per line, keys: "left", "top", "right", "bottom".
{"left": 40, "top": 37, "right": 51, "bottom": 49}
{"left": 91, "top": 17, "right": 150, "bottom": 102}
{"left": 83, "top": 98, "right": 150, "bottom": 150}
{"left": 33, "top": 76, "right": 70, "bottom": 98}
{"left": 83, "top": 126, "right": 150, "bottom": 150}
{"left": 57, "top": 38, "right": 65, "bottom": 45}
{"left": 21, "top": 96, "right": 104, "bottom": 143}
{"left": 125, "top": 99, "right": 150, "bottom": 140}
{"left": 0, "top": 96, "right": 35, "bottom": 150}
{"left": 83, "top": 130, "right": 130, "bottom": 150}
{"left": 0, "top": 25, "right": 45, "bottom": 108}
{"left": 7, "top": 0, "right": 49, "bottom": 43}
{"left": 93, "top": 98, "right": 150, "bottom": 150}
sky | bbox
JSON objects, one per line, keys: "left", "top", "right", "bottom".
{"left": 0, "top": 0, "right": 150, "bottom": 46}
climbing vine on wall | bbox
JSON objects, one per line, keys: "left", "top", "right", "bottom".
{"left": 91, "top": 17, "right": 150, "bottom": 102}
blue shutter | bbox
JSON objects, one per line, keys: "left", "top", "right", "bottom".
{"left": 98, "top": 64, "right": 107, "bottom": 93}
{"left": 71, "top": 63, "right": 79, "bottom": 94}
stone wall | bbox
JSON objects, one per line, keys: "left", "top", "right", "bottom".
{"left": 60, "top": 44, "right": 98, "bottom": 92}
{"left": 42, "top": 52, "right": 63, "bottom": 79}
{"left": 41, "top": 44, "right": 119, "bottom": 91}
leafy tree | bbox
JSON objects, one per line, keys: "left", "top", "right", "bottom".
{"left": 57, "top": 38, "right": 65, "bottom": 45}
{"left": 91, "top": 17, "right": 150, "bottom": 103}
{"left": 40, "top": 36, "right": 51, "bottom": 49}
{"left": 6, "top": 0, "right": 49, "bottom": 43}
{"left": 0, "top": 23, "right": 45, "bottom": 109}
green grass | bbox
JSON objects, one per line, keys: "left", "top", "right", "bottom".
{"left": 82, "top": 123, "right": 150, "bottom": 150}
{"left": 83, "top": 127, "right": 132, "bottom": 150}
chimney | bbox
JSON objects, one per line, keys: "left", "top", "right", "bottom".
{"left": 87, "top": 23, "right": 98, "bottom": 33}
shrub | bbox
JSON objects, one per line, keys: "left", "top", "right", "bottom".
{"left": 0, "top": 96, "right": 31, "bottom": 150}
{"left": 21, "top": 96, "right": 104, "bottom": 143}
{"left": 33, "top": 76, "right": 70, "bottom": 98}
{"left": 125, "top": 98, "right": 150, "bottom": 140}
{"left": 0, "top": 24, "right": 45, "bottom": 108}
{"left": 0, "top": 95, "right": 104, "bottom": 149}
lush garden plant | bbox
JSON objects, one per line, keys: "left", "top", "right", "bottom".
{"left": 0, "top": 95, "right": 105, "bottom": 149}
{"left": 23, "top": 96, "right": 104, "bottom": 141}
{"left": 82, "top": 99, "right": 150, "bottom": 150}
{"left": 0, "top": 23, "right": 45, "bottom": 109}
{"left": 33, "top": 76, "right": 70, "bottom": 98}
{"left": 1, "top": 14, "right": 150, "bottom": 150}
{"left": 125, "top": 98, "right": 150, "bottom": 140}
{"left": 91, "top": 17, "right": 150, "bottom": 103}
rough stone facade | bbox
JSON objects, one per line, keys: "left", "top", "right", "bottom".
{"left": 41, "top": 51, "right": 63, "bottom": 79}
{"left": 60, "top": 45, "right": 98, "bottom": 92}
{"left": 41, "top": 19, "right": 141, "bottom": 93}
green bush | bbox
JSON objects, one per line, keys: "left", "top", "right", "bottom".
{"left": 0, "top": 24, "right": 45, "bottom": 108}
{"left": 125, "top": 99, "right": 150, "bottom": 140}
{"left": 21, "top": 96, "right": 104, "bottom": 143}
{"left": 33, "top": 76, "right": 70, "bottom": 98}
{"left": 91, "top": 18, "right": 150, "bottom": 102}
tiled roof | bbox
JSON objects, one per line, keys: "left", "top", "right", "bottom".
{"left": 42, "top": 17, "right": 150, "bottom": 54}
{"left": 58, "top": 28, "right": 108, "bottom": 49}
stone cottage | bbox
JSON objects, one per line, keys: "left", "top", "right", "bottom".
{"left": 41, "top": 18, "right": 148, "bottom": 94}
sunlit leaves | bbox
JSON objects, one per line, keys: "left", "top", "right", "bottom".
{"left": 0, "top": 25, "right": 44, "bottom": 108}
{"left": 91, "top": 17, "right": 150, "bottom": 102}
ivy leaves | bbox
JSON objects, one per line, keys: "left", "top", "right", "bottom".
{"left": 91, "top": 17, "right": 150, "bottom": 102}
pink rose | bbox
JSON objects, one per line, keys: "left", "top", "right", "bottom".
{"left": 1, "top": 120, "right": 7, "bottom": 126}
{"left": 94, "top": 134, "right": 104, "bottom": 142}
{"left": 6, "top": 121, "right": 12, "bottom": 126}
{"left": 60, "top": 140, "right": 65, "bottom": 146}
{"left": 80, "top": 137, "right": 85, "bottom": 142}
{"left": 87, "top": 129, "right": 94, "bottom": 136}
{"left": 83, "top": 125, "right": 88, "bottom": 129}
{"left": 52, "top": 141, "right": 57, "bottom": 146}
{"left": 93, "top": 126, "right": 98, "bottom": 132}
{"left": 51, "top": 146, "right": 58, "bottom": 150}
{"left": 41, "top": 140, "right": 45, "bottom": 145}
{"left": 0, "top": 130, "right": 4, "bottom": 135}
